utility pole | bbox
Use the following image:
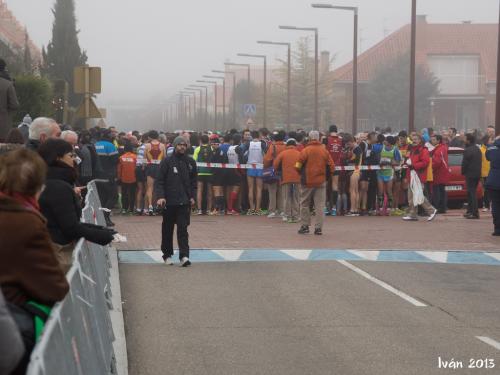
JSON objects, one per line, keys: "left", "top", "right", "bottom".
{"left": 496, "top": 1, "right": 500, "bottom": 134}
{"left": 409, "top": 0, "right": 417, "bottom": 133}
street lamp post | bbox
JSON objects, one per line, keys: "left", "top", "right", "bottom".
{"left": 214, "top": 70, "right": 237, "bottom": 128}
{"left": 280, "top": 26, "right": 319, "bottom": 130}
{"left": 190, "top": 85, "right": 209, "bottom": 130}
{"left": 311, "top": 4, "right": 358, "bottom": 134}
{"left": 258, "top": 40, "right": 292, "bottom": 131}
{"left": 237, "top": 53, "right": 268, "bottom": 127}
{"left": 226, "top": 62, "right": 252, "bottom": 121}
{"left": 180, "top": 91, "right": 196, "bottom": 128}
{"left": 204, "top": 75, "right": 226, "bottom": 130}
{"left": 185, "top": 88, "right": 204, "bottom": 130}
{"left": 197, "top": 80, "right": 219, "bottom": 131}
{"left": 178, "top": 93, "right": 189, "bottom": 128}
{"left": 225, "top": 62, "right": 251, "bottom": 86}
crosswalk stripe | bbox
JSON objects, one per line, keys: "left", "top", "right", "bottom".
{"left": 280, "top": 250, "right": 312, "bottom": 260}
{"left": 349, "top": 250, "right": 380, "bottom": 261}
{"left": 211, "top": 250, "right": 244, "bottom": 261}
{"left": 416, "top": 251, "right": 449, "bottom": 263}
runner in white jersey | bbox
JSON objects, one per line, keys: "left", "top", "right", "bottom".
{"left": 135, "top": 134, "right": 148, "bottom": 215}
{"left": 245, "top": 130, "right": 267, "bottom": 215}
{"left": 226, "top": 134, "right": 244, "bottom": 215}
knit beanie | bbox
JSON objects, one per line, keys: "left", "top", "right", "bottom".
{"left": 23, "top": 114, "right": 32, "bottom": 125}
{"left": 173, "top": 136, "right": 186, "bottom": 147}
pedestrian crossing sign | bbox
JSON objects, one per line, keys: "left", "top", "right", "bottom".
{"left": 244, "top": 104, "right": 257, "bottom": 116}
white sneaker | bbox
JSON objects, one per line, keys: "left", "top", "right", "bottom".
{"left": 180, "top": 257, "right": 191, "bottom": 267}
{"left": 282, "top": 216, "right": 288, "bottom": 222}
{"left": 402, "top": 215, "right": 418, "bottom": 221}
{"left": 427, "top": 209, "right": 438, "bottom": 222}
{"left": 267, "top": 212, "right": 278, "bottom": 218}
{"left": 164, "top": 257, "right": 174, "bottom": 266}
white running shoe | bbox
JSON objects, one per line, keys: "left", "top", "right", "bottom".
{"left": 402, "top": 216, "right": 418, "bottom": 221}
{"left": 427, "top": 209, "right": 438, "bottom": 222}
{"left": 267, "top": 212, "right": 278, "bottom": 218}
{"left": 164, "top": 257, "right": 174, "bottom": 266}
{"left": 180, "top": 257, "right": 191, "bottom": 267}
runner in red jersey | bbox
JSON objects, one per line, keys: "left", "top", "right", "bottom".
{"left": 325, "top": 125, "right": 343, "bottom": 216}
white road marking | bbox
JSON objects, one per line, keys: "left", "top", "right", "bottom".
{"left": 476, "top": 336, "right": 500, "bottom": 351}
{"left": 146, "top": 251, "right": 165, "bottom": 263}
{"left": 349, "top": 250, "right": 380, "bottom": 261}
{"left": 416, "top": 251, "right": 449, "bottom": 263}
{"left": 281, "top": 249, "right": 312, "bottom": 260}
{"left": 211, "top": 250, "right": 244, "bottom": 262}
{"left": 485, "top": 253, "right": 500, "bottom": 262}
{"left": 337, "top": 260, "right": 427, "bottom": 307}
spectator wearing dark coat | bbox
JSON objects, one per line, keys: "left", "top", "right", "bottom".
{"left": 461, "top": 134, "right": 482, "bottom": 218}
{"left": 0, "top": 59, "right": 19, "bottom": 141}
{"left": 156, "top": 136, "right": 197, "bottom": 266}
{"left": 38, "top": 139, "right": 114, "bottom": 270}
{"left": 486, "top": 137, "right": 500, "bottom": 235}
{"left": 0, "top": 148, "right": 69, "bottom": 374}
{"left": 431, "top": 135, "right": 451, "bottom": 213}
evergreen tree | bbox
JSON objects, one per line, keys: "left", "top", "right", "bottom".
{"left": 366, "top": 53, "right": 439, "bottom": 131}
{"left": 44, "top": 0, "right": 87, "bottom": 106}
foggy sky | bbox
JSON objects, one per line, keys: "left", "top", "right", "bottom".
{"left": 7, "top": 0, "right": 500, "bottom": 117}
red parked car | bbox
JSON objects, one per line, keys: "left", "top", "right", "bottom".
{"left": 444, "top": 147, "right": 483, "bottom": 207}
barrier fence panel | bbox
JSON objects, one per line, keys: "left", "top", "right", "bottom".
{"left": 27, "top": 180, "right": 117, "bottom": 375}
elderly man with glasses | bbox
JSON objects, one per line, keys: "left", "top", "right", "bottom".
{"left": 156, "top": 136, "right": 198, "bottom": 267}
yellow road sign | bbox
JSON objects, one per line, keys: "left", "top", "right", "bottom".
{"left": 74, "top": 66, "right": 101, "bottom": 94}
{"left": 75, "top": 97, "right": 102, "bottom": 118}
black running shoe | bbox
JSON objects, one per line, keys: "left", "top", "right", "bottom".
{"left": 298, "top": 225, "right": 310, "bottom": 234}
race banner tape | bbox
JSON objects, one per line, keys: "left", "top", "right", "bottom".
{"left": 195, "top": 162, "right": 405, "bottom": 171}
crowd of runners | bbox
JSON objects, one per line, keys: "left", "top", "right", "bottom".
{"left": 1, "top": 117, "right": 499, "bottom": 237}
{"left": 68, "top": 123, "right": 499, "bottom": 235}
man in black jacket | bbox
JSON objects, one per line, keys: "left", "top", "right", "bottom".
{"left": 461, "top": 133, "right": 482, "bottom": 219}
{"left": 156, "top": 136, "right": 197, "bottom": 267}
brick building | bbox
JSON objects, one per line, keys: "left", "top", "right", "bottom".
{"left": 0, "top": 0, "right": 41, "bottom": 69}
{"left": 330, "top": 16, "right": 498, "bottom": 133}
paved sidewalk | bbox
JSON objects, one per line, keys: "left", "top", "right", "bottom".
{"left": 113, "top": 210, "right": 499, "bottom": 251}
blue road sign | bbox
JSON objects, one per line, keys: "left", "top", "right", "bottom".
{"left": 243, "top": 104, "right": 257, "bottom": 116}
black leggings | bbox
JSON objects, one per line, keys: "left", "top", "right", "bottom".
{"left": 161, "top": 205, "right": 191, "bottom": 260}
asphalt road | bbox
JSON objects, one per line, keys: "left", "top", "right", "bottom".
{"left": 120, "top": 261, "right": 500, "bottom": 375}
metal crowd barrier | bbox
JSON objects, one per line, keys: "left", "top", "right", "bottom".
{"left": 26, "top": 181, "right": 117, "bottom": 375}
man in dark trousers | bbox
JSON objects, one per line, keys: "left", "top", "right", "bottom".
{"left": 157, "top": 136, "right": 197, "bottom": 267}
{"left": 462, "top": 133, "right": 482, "bottom": 219}
{"left": 0, "top": 59, "right": 19, "bottom": 141}
{"left": 485, "top": 136, "right": 500, "bottom": 236}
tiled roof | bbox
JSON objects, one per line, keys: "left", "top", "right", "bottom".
{"left": 0, "top": 0, "right": 41, "bottom": 61}
{"left": 332, "top": 20, "right": 498, "bottom": 82}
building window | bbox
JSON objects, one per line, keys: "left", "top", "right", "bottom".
{"left": 427, "top": 55, "right": 480, "bottom": 95}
